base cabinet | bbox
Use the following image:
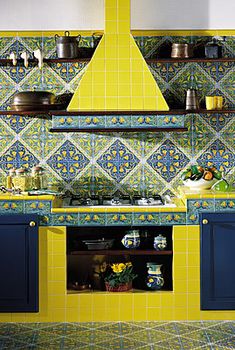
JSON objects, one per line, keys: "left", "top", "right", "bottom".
{"left": 0, "top": 214, "right": 38, "bottom": 312}
{"left": 200, "top": 212, "right": 235, "bottom": 310}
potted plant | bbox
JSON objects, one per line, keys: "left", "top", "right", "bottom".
{"left": 99, "top": 262, "right": 137, "bottom": 292}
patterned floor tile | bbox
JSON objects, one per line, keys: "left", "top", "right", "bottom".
{"left": 0, "top": 322, "right": 235, "bottom": 350}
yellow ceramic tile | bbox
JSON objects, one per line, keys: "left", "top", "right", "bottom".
{"left": 174, "top": 239, "right": 187, "bottom": 252}
{"left": 174, "top": 294, "right": 187, "bottom": 308}
{"left": 53, "top": 240, "right": 66, "bottom": 254}
{"left": 187, "top": 267, "right": 200, "bottom": 280}
{"left": 174, "top": 308, "right": 188, "bottom": 320}
{"left": 66, "top": 308, "right": 80, "bottom": 322}
{"left": 174, "top": 267, "right": 188, "bottom": 281}
{"left": 161, "top": 295, "right": 174, "bottom": 308}
{"left": 147, "top": 294, "right": 161, "bottom": 307}
{"left": 118, "top": 84, "right": 131, "bottom": 96}
{"left": 174, "top": 253, "right": 187, "bottom": 266}
{"left": 188, "top": 240, "right": 200, "bottom": 252}
{"left": 188, "top": 253, "right": 200, "bottom": 266}
{"left": 160, "top": 308, "right": 174, "bottom": 320}
{"left": 133, "top": 307, "right": 147, "bottom": 321}
{"left": 118, "top": 97, "right": 131, "bottom": 109}
{"left": 53, "top": 267, "right": 66, "bottom": 281}
{"left": 187, "top": 280, "right": 200, "bottom": 293}
{"left": 147, "top": 308, "right": 161, "bottom": 321}
{"left": 105, "top": 97, "right": 118, "bottom": 109}
{"left": 119, "top": 307, "right": 133, "bottom": 320}
{"left": 131, "top": 97, "right": 144, "bottom": 110}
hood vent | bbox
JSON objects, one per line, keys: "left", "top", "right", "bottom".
{"left": 67, "top": 0, "right": 169, "bottom": 112}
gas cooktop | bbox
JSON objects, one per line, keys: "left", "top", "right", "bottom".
{"left": 62, "top": 194, "right": 176, "bottom": 208}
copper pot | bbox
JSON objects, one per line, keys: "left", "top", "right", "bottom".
{"left": 171, "top": 43, "right": 194, "bottom": 58}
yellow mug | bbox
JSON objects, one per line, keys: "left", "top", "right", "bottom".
{"left": 205, "top": 96, "right": 215, "bottom": 110}
{"left": 214, "top": 96, "right": 223, "bottom": 110}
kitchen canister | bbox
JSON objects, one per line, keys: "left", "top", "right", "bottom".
{"left": 146, "top": 263, "right": 164, "bottom": 290}
{"left": 121, "top": 230, "right": 140, "bottom": 249}
{"left": 153, "top": 234, "right": 167, "bottom": 251}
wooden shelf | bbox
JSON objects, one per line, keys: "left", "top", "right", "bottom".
{"left": 0, "top": 58, "right": 90, "bottom": 65}
{"left": 49, "top": 127, "right": 188, "bottom": 133}
{"left": 146, "top": 57, "right": 235, "bottom": 63}
{"left": 50, "top": 109, "right": 235, "bottom": 116}
{"left": 68, "top": 249, "right": 173, "bottom": 256}
{"left": 0, "top": 57, "right": 234, "bottom": 66}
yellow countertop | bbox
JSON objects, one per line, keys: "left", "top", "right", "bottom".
{"left": 179, "top": 186, "right": 235, "bottom": 201}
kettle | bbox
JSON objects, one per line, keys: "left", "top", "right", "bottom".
{"left": 55, "top": 31, "right": 81, "bottom": 59}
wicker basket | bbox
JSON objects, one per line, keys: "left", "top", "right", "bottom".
{"left": 105, "top": 282, "right": 132, "bottom": 292}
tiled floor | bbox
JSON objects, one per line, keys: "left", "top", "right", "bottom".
{"left": 0, "top": 321, "right": 234, "bottom": 349}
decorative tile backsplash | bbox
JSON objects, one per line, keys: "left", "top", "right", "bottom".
{"left": 0, "top": 35, "right": 234, "bottom": 196}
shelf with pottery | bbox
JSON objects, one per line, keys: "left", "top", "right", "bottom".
{"left": 67, "top": 226, "right": 173, "bottom": 293}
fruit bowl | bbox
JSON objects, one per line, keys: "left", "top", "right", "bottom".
{"left": 183, "top": 178, "right": 218, "bottom": 190}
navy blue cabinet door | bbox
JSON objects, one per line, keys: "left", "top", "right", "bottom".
{"left": 200, "top": 212, "right": 235, "bottom": 310}
{"left": 0, "top": 215, "right": 38, "bottom": 312}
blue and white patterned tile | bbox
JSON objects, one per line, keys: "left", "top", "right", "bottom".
{"left": 133, "top": 213, "right": 160, "bottom": 225}
{"left": 147, "top": 139, "right": 190, "bottom": 183}
{"left": 50, "top": 214, "right": 78, "bottom": 226}
{"left": 79, "top": 213, "right": 106, "bottom": 226}
{"left": 0, "top": 141, "right": 39, "bottom": 172}
{"left": 160, "top": 213, "right": 186, "bottom": 225}
{"left": 106, "top": 213, "right": 132, "bottom": 225}
{"left": 24, "top": 201, "right": 51, "bottom": 214}
{"left": 196, "top": 139, "right": 235, "bottom": 175}
{"left": 97, "top": 140, "right": 139, "bottom": 183}
{"left": 0, "top": 201, "right": 24, "bottom": 213}
{"left": 215, "top": 199, "right": 235, "bottom": 211}
{"left": 47, "top": 140, "right": 90, "bottom": 182}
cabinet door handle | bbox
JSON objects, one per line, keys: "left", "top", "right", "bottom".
{"left": 202, "top": 219, "right": 208, "bottom": 225}
{"left": 29, "top": 221, "right": 36, "bottom": 227}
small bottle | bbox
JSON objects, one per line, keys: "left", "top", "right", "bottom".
{"left": 6, "top": 168, "right": 16, "bottom": 189}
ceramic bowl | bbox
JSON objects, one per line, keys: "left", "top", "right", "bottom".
{"left": 183, "top": 178, "right": 218, "bottom": 190}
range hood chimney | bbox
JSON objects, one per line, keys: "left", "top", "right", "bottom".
{"left": 67, "top": 0, "right": 169, "bottom": 111}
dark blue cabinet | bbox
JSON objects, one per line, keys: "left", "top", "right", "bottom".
{"left": 200, "top": 212, "right": 235, "bottom": 310}
{"left": 0, "top": 215, "right": 38, "bottom": 312}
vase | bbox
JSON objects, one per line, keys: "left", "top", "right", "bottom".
{"left": 121, "top": 230, "right": 140, "bottom": 249}
{"left": 146, "top": 263, "right": 164, "bottom": 290}
{"left": 105, "top": 282, "right": 132, "bottom": 292}
{"left": 153, "top": 234, "right": 167, "bottom": 251}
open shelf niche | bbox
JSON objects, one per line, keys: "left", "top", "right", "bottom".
{"left": 66, "top": 226, "right": 173, "bottom": 293}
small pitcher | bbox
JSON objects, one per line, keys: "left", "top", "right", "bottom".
{"left": 121, "top": 230, "right": 140, "bottom": 249}
{"left": 146, "top": 263, "right": 164, "bottom": 290}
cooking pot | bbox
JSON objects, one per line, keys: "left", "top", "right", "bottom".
{"left": 10, "top": 91, "right": 57, "bottom": 111}
{"left": 171, "top": 43, "right": 194, "bottom": 58}
{"left": 55, "top": 31, "right": 81, "bottom": 58}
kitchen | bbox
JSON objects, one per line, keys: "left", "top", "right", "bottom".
{"left": 0, "top": 0, "right": 234, "bottom": 348}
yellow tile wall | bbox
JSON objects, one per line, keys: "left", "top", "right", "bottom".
{"left": 1, "top": 225, "right": 235, "bottom": 322}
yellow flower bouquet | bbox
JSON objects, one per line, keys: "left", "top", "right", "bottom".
{"left": 99, "top": 262, "right": 137, "bottom": 292}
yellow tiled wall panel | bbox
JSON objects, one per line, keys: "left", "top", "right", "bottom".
{"left": 0, "top": 225, "right": 234, "bottom": 322}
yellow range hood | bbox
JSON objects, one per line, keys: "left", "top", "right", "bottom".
{"left": 67, "top": 0, "right": 169, "bottom": 112}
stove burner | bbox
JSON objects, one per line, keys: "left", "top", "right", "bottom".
{"left": 64, "top": 194, "right": 171, "bottom": 207}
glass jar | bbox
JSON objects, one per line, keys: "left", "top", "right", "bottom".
{"left": 31, "top": 165, "right": 47, "bottom": 190}
{"left": 12, "top": 168, "right": 31, "bottom": 191}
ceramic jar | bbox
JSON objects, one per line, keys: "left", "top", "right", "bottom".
{"left": 153, "top": 234, "right": 167, "bottom": 251}
{"left": 121, "top": 230, "right": 140, "bottom": 249}
{"left": 146, "top": 263, "right": 164, "bottom": 290}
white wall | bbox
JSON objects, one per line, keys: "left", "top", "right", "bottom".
{"left": 0, "top": 0, "right": 234, "bottom": 31}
